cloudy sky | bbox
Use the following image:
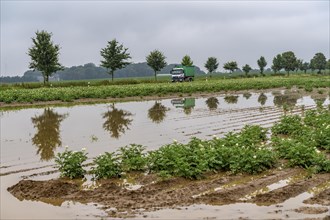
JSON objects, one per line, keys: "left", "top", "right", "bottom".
{"left": 1, "top": 0, "right": 329, "bottom": 76}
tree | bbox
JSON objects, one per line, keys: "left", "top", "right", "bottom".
{"left": 271, "top": 54, "right": 282, "bottom": 74}
{"left": 242, "top": 64, "right": 252, "bottom": 77}
{"left": 100, "top": 39, "right": 131, "bottom": 82}
{"left": 28, "top": 30, "right": 64, "bottom": 84}
{"left": 181, "top": 55, "right": 194, "bottom": 66}
{"left": 300, "top": 62, "right": 309, "bottom": 74}
{"left": 310, "top": 52, "right": 327, "bottom": 74}
{"left": 223, "top": 61, "right": 238, "bottom": 73}
{"left": 326, "top": 59, "right": 330, "bottom": 74}
{"left": 257, "top": 56, "right": 267, "bottom": 76}
{"left": 281, "top": 51, "right": 297, "bottom": 76}
{"left": 296, "top": 59, "right": 303, "bottom": 73}
{"left": 146, "top": 50, "right": 167, "bottom": 81}
{"left": 204, "top": 57, "right": 219, "bottom": 78}
{"left": 31, "top": 108, "right": 67, "bottom": 161}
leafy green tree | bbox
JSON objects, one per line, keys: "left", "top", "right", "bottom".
{"left": 326, "top": 59, "right": 330, "bottom": 73}
{"left": 300, "top": 62, "right": 309, "bottom": 74}
{"left": 242, "top": 64, "right": 252, "bottom": 77}
{"left": 181, "top": 55, "right": 194, "bottom": 66}
{"left": 28, "top": 30, "right": 64, "bottom": 84}
{"left": 281, "top": 51, "right": 297, "bottom": 76}
{"left": 310, "top": 52, "right": 327, "bottom": 74}
{"left": 223, "top": 61, "right": 238, "bottom": 73}
{"left": 204, "top": 57, "right": 219, "bottom": 78}
{"left": 100, "top": 39, "right": 131, "bottom": 82}
{"left": 257, "top": 56, "right": 267, "bottom": 76}
{"left": 271, "top": 54, "right": 282, "bottom": 74}
{"left": 146, "top": 50, "right": 167, "bottom": 81}
{"left": 296, "top": 59, "right": 303, "bottom": 73}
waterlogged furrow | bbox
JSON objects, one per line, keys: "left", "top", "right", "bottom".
{"left": 250, "top": 173, "right": 330, "bottom": 205}
{"left": 194, "top": 169, "right": 301, "bottom": 205}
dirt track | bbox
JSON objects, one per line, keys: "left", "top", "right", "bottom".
{"left": 8, "top": 168, "right": 330, "bottom": 218}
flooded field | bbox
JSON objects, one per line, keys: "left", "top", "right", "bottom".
{"left": 1, "top": 88, "right": 330, "bottom": 219}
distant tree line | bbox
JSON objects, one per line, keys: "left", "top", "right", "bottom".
{"left": 1, "top": 30, "right": 329, "bottom": 84}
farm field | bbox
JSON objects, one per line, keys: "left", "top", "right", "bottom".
{"left": 0, "top": 75, "right": 329, "bottom": 105}
{"left": 1, "top": 87, "right": 329, "bottom": 219}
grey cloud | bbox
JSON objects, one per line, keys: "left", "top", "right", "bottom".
{"left": 1, "top": 1, "right": 329, "bottom": 76}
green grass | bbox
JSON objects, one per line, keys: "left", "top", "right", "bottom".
{"left": 0, "top": 75, "right": 329, "bottom": 104}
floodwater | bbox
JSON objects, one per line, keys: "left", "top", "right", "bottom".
{"left": 1, "top": 89, "right": 329, "bottom": 219}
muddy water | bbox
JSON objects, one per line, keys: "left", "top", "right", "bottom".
{"left": 1, "top": 89, "right": 329, "bottom": 219}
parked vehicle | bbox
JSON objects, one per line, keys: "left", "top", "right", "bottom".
{"left": 171, "top": 65, "right": 195, "bottom": 82}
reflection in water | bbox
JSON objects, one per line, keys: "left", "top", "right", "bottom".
{"left": 224, "top": 95, "right": 239, "bottom": 104}
{"left": 171, "top": 98, "right": 195, "bottom": 115}
{"left": 243, "top": 92, "right": 252, "bottom": 100}
{"left": 273, "top": 91, "right": 300, "bottom": 108}
{"left": 148, "top": 101, "right": 169, "bottom": 124}
{"left": 258, "top": 93, "right": 267, "bottom": 106}
{"left": 311, "top": 93, "right": 328, "bottom": 107}
{"left": 31, "top": 108, "right": 68, "bottom": 161}
{"left": 206, "top": 97, "right": 219, "bottom": 110}
{"left": 102, "top": 104, "right": 133, "bottom": 139}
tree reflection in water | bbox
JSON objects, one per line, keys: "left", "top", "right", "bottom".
{"left": 273, "top": 91, "right": 300, "bottom": 108}
{"left": 148, "top": 101, "right": 169, "bottom": 124}
{"left": 31, "top": 108, "right": 68, "bottom": 161}
{"left": 205, "top": 97, "right": 219, "bottom": 110}
{"left": 102, "top": 104, "right": 133, "bottom": 139}
{"left": 224, "top": 95, "right": 239, "bottom": 104}
{"left": 258, "top": 93, "right": 268, "bottom": 106}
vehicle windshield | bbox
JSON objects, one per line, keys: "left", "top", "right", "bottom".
{"left": 171, "top": 69, "right": 183, "bottom": 75}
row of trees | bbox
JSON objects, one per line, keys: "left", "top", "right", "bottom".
{"left": 28, "top": 30, "right": 330, "bottom": 84}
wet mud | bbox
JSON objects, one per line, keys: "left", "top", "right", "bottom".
{"left": 8, "top": 168, "right": 330, "bottom": 218}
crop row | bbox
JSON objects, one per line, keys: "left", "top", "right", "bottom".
{"left": 56, "top": 108, "right": 330, "bottom": 180}
{"left": 1, "top": 76, "right": 330, "bottom": 104}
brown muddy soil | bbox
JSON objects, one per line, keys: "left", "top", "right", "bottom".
{"left": 304, "top": 188, "right": 330, "bottom": 206}
{"left": 294, "top": 206, "right": 329, "bottom": 214}
{"left": 8, "top": 168, "right": 330, "bottom": 218}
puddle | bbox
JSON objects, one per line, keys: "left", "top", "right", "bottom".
{"left": 1, "top": 88, "right": 329, "bottom": 219}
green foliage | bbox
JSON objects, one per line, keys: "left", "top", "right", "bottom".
{"left": 204, "top": 57, "right": 219, "bottom": 77}
{"left": 92, "top": 152, "right": 121, "bottom": 179}
{"left": 257, "top": 56, "right": 267, "bottom": 76}
{"left": 55, "top": 148, "right": 88, "bottom": 179}
{"left": 271, "top": 108, "right": 330, "bottom": 172}
{"left": 300, "top": 62, "right": 310, "bottom": 74}
{"left": 271, "top": 115, "right": 303, "bottom": 136}
{"left": 242, "top": 64, "right": 252, "bottom": 76}
{"left": 181, "top": 55, "right": 194, "bottom": 66}
{"left": 146, "top": 50, "right": 167, "bottom": 81}
{"left": 28, "top": 30, "right": 64, "bottom": 84}
{"left": 100, "top": 39, "right": 131, "bottom": 81}
{"left": 281, "top": 51, "right": 298, "bottom": 76}
{"left": 223, "top": 61, "right": 238, "bottom": 73}
{"left": 271, "top": 54, "right": 283, "bottom": 74}
{"left": 310, "top": 52, "right": 327, "bottom": 74}
{"left": 118, "top": 144, "right": 147, "bottom": 172}
{"left": 1, "top": 76, "right": 329, "bottom": 104}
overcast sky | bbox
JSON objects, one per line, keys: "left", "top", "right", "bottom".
{"left": 1, "top": 0, "right": 329, "bottom": 76}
